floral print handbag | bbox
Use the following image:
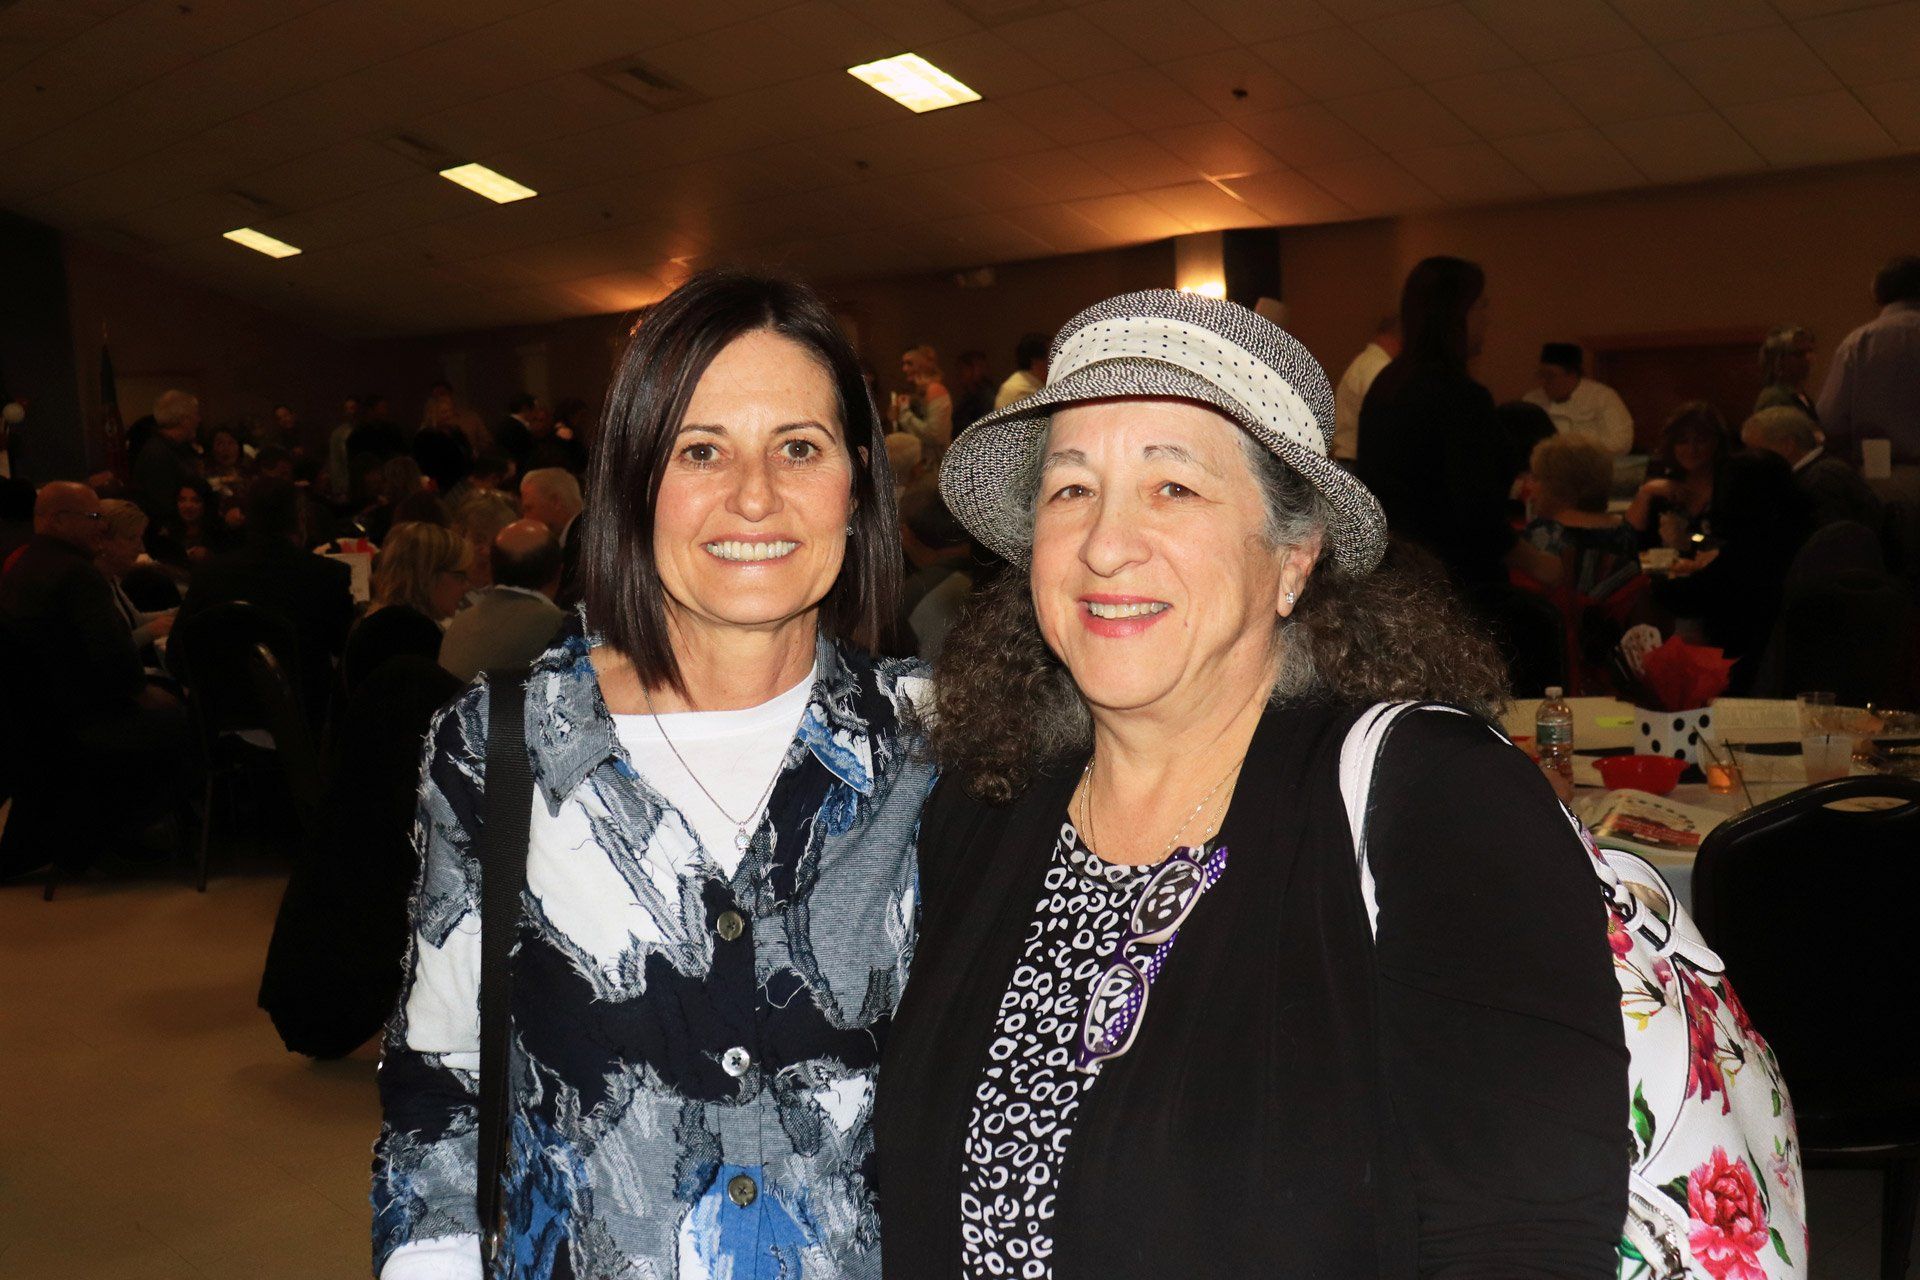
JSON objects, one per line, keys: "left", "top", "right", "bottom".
{"left": 1340, "top": 704, "right": 1807, "bottom": 1280}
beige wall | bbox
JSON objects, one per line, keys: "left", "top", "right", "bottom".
{"left": 1281, "top": 154, "right": 1920, "bottom": 408}
{"left": 62, "top": 239, "right": 413, "bottom": 463}
{"left": 825, "top": 241, "right": 1174, "bottom": 403}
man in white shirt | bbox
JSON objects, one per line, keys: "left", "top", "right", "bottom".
{"left": 993, "top": 332, "right": 1050, "bottom": 410}
{"left": 1524, "top": 343, "right": 1635, "bottom": 457}
{"left": 1332, "top": 315, "right": 1398, "bottom": 463}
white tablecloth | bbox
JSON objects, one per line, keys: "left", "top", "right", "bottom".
{"left": 1503, "top": 697, "right": 1815, "bottom": 911}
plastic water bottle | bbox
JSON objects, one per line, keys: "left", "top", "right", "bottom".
{"left": 1536, "top": 686, "right": 1574, "bottom": 785}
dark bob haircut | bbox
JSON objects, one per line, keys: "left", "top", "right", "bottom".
{"left": 1398, "top": 254, "right": 1485, "bottom": 372}
{"left": 583, "top": 269, "right": 900, "bottom": 692}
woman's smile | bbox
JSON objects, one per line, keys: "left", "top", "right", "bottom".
{"left": 1080, "top": 594, "right": 1172, "bottom": 637}
{"left": 704, "top": 537, "right": 800, "bottom": 563}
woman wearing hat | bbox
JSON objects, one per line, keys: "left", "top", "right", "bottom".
{"left": 875, "top": 290, "right": 1628, "bottom": 1278}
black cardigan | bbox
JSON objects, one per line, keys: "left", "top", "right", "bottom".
{"left": 875, "top": 699, "right": 1627, "bottom": 1279}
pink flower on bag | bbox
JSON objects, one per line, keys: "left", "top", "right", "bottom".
{"left": 1606, "top": 907, "right": 1634, "bottom": 958}
{"left": 1680, "top": 967, "right": 1729, "bottom": 1113}
{"left": 1688, "top": 1147, "right": 1770, "bottom": 1280}
{"left": 1652, "top": 956, "right": 1674, "bottom": 987}
{"left": 1720, "top": 978, "right": 1771, "bottom": 1053}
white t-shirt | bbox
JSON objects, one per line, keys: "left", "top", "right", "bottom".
{"left": 609, "top": 664, "right": 816, "bottom": 878}
{"left": 1523, "top": 378, "right": 1635, "bottom": 457}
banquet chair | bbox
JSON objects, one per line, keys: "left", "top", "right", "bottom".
{"left": 1752, "top": 521, "right": 1915, "bottom": 704}
{"left": 168, "top": 601, "right": 316, "bottom": 890}
{"left": 1693, "top": 776, "right": 1920, "bottom": 1280}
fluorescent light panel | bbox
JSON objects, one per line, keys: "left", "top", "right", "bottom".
{"left": 439, "top": 162, "right": 538, "bottom": 204}
{"left": 223, "top": 227, "right": 301, "bottom": 258}
{"left": 847, "top": 53, "right": 980, "bottom": 113}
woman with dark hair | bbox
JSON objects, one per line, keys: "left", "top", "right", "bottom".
{"left": 1356, "top": 257, "right": 1552, "bottom": 594}
{"left": 878, "top": 290, "right": 1627, "bottom": 1280}
{"left": 374, "top": 270, "right": 934, "bottom": 1280}
{"left": 148, "top": 476, "right": 236, "bottom": 569}
{"left": 1627, "top": 401, "right": 1730, "bottom": 551}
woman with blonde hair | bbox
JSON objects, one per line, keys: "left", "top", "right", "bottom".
{"left": 344, "top": 521, "right": 470, "bottom": 690}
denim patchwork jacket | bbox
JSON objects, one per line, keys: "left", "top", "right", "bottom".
{"left": 372, "top": 616, "right": 934, "bottom": 1279}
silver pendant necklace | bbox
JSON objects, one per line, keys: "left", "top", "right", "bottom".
{"left": 642, "top": 684, "right": 787, "bottom": 852}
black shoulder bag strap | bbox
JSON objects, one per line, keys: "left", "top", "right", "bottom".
{"left": 476, "top": 667, "right": 533, "bottom": 1272}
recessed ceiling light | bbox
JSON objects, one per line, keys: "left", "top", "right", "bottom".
{"left": 439, "top": 162, "right": 538, "bottom": 204}
{"left": 223, "top": 227, "right": 301, "bottom": 259}
{"left": 847, "top": 53, "right": 981, "bottom": 113}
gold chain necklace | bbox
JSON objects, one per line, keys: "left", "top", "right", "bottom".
{"left": 1077, "top": 755, "right": 1243, "bottom": 866}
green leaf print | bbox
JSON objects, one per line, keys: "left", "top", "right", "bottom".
{"left": 1772, "top": 1088, "right": 1782, "bottom": 1117}
{"left": 1660, "top": 1176, "right": 1689, "bottom": 1209}
{"left": 1632, "top": 1083, "right": 1655, "bottom": 1155}
{"left": 1772, "top": 1228, "right": 1793, "bottom": 1264}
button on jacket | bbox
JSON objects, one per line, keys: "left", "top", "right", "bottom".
{"left": 373, "top": 617, "right": 934, "bottom": 1280}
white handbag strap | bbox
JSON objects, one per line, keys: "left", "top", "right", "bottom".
{"left": 1339, "top": 701, "right": 1472, "bottom": 937}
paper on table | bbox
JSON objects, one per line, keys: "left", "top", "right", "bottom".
{"left": 324, "top": 550, "right": 373, "bottom": 604}
{"left": 1708, "top": 697, "right": 1800, "bottom": 742}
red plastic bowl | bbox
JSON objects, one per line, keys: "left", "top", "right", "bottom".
{"left": 1594, "top": 754, "right": 1689, "bottom": 795}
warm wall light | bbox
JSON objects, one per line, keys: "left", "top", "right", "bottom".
{"left": 439, "top": 162, "right": 538, "bottom": 204}
{"left": 847, "top": 53, "right": 981, "bottom": 113}
{"left": 1173, "top": 231, "right": 1226, "bottom": 300}
{"left": 1182, "top": 281, "right": 1227, "bottom": 299}
{"left": 222, "top": 227, "right": 301, "bottom": 258}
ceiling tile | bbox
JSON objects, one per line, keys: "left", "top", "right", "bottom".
{"left": 1299, "top": 153, "right": 1436, "bottom": 213}
{"left": 934, "top": 157, "right": 1054, "bottom": 210}
{"left": 1000, "top": 201, "right": 1112, "bottom": 254}
{"left": 1316, "top": 0, "right": 1453, "bottom": 18}
{"left": 1137, "top": 179, "right": 1270, "bottom": 230}
{"left": 1602, "top": 109, "right": 1767, "bottom": 182}
{"left": 1768, "top": 0, "right": 1900, "bottom": 14}
{"left": 1075, "top": 66, "right": 1218, "bottom": 129}
{"left": 1326, "top": 85, "right": 1477, "bottom": 151}
{"left": 1234, "top": 102, "right": 1381, "bottom": 166}
{"left": 1796, "top": 3, "right": 1920, "bottom": 88}
{"left": 1464, "top": 0, "right": 1643, "bottom": 61}
{"left": 1184, "top": 0, "right": 1342, "bottom": 43}
{"left": 1150, "top": 121, "right": 1284, "bottom": 176}
{"left": 1157, "top": 47, "right": 1311, "bottom": 117}
{"left": 1723, "top": 87, "right": 1901, "bottom": 164}
{"left": 1606, "top": 0, "right": 1783, "bottom": 42}
{"left": 1545, "top": 47, "right": 1712, "bottom": 123}
{"left": 1661, "top": 25, "right": 1840, "bottom": 108}
{"left": 1253, "top": 24, "right": 1410, "bottom": 99}
{"left": 1426, "top": 67, "right": 1588, "bottom": 139}
{"left": 1073, "top": 134, "right": 1203, "bottom": 188}
{"left": 833, "top": 0, "right": 982, "bottom": 45}
{"left": 995, "top": 83, "right": 1135, "bottom": 145}
{"left": 1394, "top": 139, "right": 1538, "bottom": 201}
{"left": 1356, "top": 4, "right": 1525, "bottom": 81}
{"left": 921, "top": 211, "right": 1056, "bottom": 263}
{"left": 1081, "top": 0, "right": 1239, "bottom": 61}
{"left": 913, "top": 29, "right": 1061, "bottom": 100}
{"left": 1495, "top": 126, "right": 1646, "bottom": 192}
{"left": 1062, "top": 191, "right": 1188, "bottom": 241}
{"left": 992, "top": 9, "right": 1145, "bottom": 79}
{"left": 1217, "top": 167, "right": 1352, "bottom": 221}
{"left": 990, "top": 146, "right": 1128, "bottom": 200}
{"left": 1858, "top": 75, "right": 1920, "bottom": 144}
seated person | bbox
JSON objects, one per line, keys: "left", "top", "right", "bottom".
{"left": 439, "top": 519, "right": 566, "bottom": 682}
{"left": 448, "top": 487, "right": 520, "bottom": 594}
{"left": 1650, "top": 450, "right": 1812, "bottom": 693}
{"left": 342, "top": 522, "right": 470, "bottom": 692}
{"left": 176, "top": 479, "right": 355, "bottom": 722}
{"left": 1626, "top": 402, "right": 1729, "bottom": 552}
{"left": 94, "top": 499, "right": 176, "bottom": 666}
{"left": 1739, "top": 405, "right": 1882, "bottom": 532}
{"left": 0, "top": 482, "right": 191, "bottom": 873}
{"left": 147, "top": 477, "right": 239, "bottom": 571}
{"left": 898, "top": 483, "right": 973, "bottom": 660}
{"left": 1521, "top": 436, "right": 1640, "bottom": 597}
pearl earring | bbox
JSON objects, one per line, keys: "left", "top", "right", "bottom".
{"left": 1284, "top": 591, "right": 1297, "bottom": 606}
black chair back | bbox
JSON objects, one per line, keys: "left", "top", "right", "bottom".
{"left": 1692, "top": 776, "right": 1920, "bottom": 1113}
{"left": 170, "top": 601, "right": 304, "bottom": 740}
{"left": 243, "top": 640, "right": 322, "bottom": 823}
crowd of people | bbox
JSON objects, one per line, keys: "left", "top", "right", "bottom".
{"left": 1344, "top": 251, "right": 1920, "bottom": 700}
